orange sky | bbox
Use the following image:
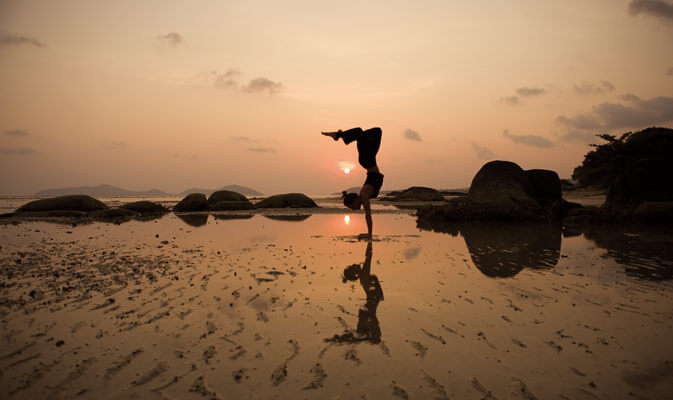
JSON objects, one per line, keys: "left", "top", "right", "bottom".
{"left": 1, "top": 0, "right": 672, "bottom": 195}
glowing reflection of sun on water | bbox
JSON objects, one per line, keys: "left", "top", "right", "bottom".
{"left": 344, "top": 215, "right": 351, "bottom": 225}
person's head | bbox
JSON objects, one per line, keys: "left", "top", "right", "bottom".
{"left": 341, "top": 191, "right": 362, "bottom": 210}
{"left": 342, "top": 263, "right": 362, "bottom": 282}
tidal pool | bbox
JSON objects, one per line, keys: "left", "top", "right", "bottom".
{"left": 1, "top": 213, "right": 672, "bottom": 399}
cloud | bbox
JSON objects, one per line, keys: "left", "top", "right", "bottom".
{"left": 574, "top": 80, "right": 615, "bottom": 95}
{"left": 556, "top": 95, "right": 673, "bottom": 133}
{"left": 202, "top": 69, "right": 241, "bottom": 88}
{"left": 0, "top": 31, "right": 46, "bottom": 48}
{"left": 248, "top": 147, "right": 276, "bottom": 153}
{"left": 500, "top": 95, "right": 520, "bottom": 105}
{"left": 593, "top": 96, "right": 673, "bottom": 129}
{"left": 628, "top": 0, "right": 673, "bottom": 22}
{"left": 619, "top": 93, "right": 641, "bottom": 102}
{"left": 0, "top": 147, "right": 37, "bottom": 155}
{"left": 4, "top": 129, "right": 29, "bottom": 137}
{"left": 242, "top": 77, "right": 283, "bottom": 94}
{"left": 516, "top": 86, "right": 546, "bottom": 97}
{"left": 502, "top": 129, "right": 554, "bottom": 148}
{"left": 471, "top": 142, "right": 494, "bottom": 160}
{"left": 668, "top": 66, "right": 673, "bottom": 76}
{"left": 403, "top": 128, "right": 422, "bottom": 141}
{"left": 555, "top": 114, "right": 602, "bottom": 130}
{"left": 157, "top": 31, "right": 183, "bottom": 47}
{"left": 230, "top": 136, "right": 256, "bottom": 142}
{"left": 557, "top": 131, "right": 602, "bottom": 144}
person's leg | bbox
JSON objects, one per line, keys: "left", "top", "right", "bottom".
{"left": 357, "top": 127, "right": 382, "bottom": 167}
{"left": 336, "top": 127, "right": 363, "bottom": 144}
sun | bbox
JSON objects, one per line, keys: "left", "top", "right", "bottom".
{"left": 344, "top": 168, "right": 350, "bottom": 174}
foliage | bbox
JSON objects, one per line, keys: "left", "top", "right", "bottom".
{"left": 572, "top": 127, "right": 673, "bottom": 188}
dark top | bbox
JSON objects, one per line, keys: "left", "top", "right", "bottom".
{"left": 364, "top": 171, "right": 384, "bottom": 198}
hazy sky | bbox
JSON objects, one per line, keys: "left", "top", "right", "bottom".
{"left": 1, "top": 0, "right": 672, "bottom": 195}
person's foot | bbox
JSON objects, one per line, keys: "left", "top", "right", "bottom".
{"left": 321, "top": 131, "right": 339, "bottom": 141}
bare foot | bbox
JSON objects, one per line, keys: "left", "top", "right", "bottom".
{"left": 321, "top": 131, "right": 339, "bottom": 141}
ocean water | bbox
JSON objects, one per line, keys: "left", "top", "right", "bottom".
{"left": 1, "top": 210, "right": 672, "bottom": 398}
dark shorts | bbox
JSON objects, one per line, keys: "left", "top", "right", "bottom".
{"left": 338, "top": 127, "right": 382, "bottom": 169}
{"left": 364, "top": 171, "right": 384, "bottom": 198}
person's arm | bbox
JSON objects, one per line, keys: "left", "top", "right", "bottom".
{"left": 361, "top": 190, "right": 373, "bottom": 238}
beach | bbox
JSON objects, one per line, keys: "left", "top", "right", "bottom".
{"left": 1, "top": 201, "right": 672, "bottom": 399}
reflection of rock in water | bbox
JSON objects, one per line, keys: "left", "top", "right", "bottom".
{"left": 134, "top": 213, "right": 169, "bottom": 222}
{"left": 583, "top": 227, "right": 673, "bottom": 281}
{"left": 213, "top": 214, "right": 254, "bottom": 221}
{"left": 462, "top": 223, "right": 561, "bottom": 278}
{"left": 263, "top": 215, "right": 312, "bottom": 222}
{"left": 417, "top": 221, "right": 561, "bottom": 278}
{"left": 176, "top": 213, "right": 209, "bottom": 227}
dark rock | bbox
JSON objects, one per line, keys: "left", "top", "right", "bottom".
{"left": 89, "top": 208, "right": 139, "bottom": 222}
{"left": 173, "top": 193, "right": 209, "bottom": 212}
{"left": 209, "top": 201, "right": 255, "bottom": 211}
{"left": 416, "top": 196, "right": 551, "bottom": 223}
{"left": 255, "top": 193, "right": 318, "bottom": 208}
{"left": 389, "top": 187, "right": 444, "bottom": 202}
{"left": 469, "top": 161, "right": 538, "bottom": 206}
{"left": 208, "top": 190, "right": 249, "bottom": 204}
{"left": 417, "top": 160, "right": 568, "bottom": 223}
{"left": 525, "top": 169, "right": 562, "bottom": 204}
{"left": 634, "top": 202, "right": 673, "bottom": 223}
{"left": 17, "top": 195, "right": 107, "bottom": 212}
{"left": 120, "top": 201, "right": 169, "bottom": 215}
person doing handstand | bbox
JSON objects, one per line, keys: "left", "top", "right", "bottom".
{"left": 322, "top": 127, "right": 384, "bottom": 239}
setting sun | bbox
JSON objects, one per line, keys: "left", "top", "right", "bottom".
{"left": 344, "top": 169, "right": 350, "bottom": 174}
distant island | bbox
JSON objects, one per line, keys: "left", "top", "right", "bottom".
{"left": 35, "top": 184, "right": 262, "bottom": 197}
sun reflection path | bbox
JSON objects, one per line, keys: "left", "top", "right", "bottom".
{"left": 344, "top": 215, "right": 351, "bottom": 225}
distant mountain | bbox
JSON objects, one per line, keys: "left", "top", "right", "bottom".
{"left": 177, "top": 184, "right": 262, "bottom": 197}
{"left": 35, "top": 184, "right": 168, "bottom": 197}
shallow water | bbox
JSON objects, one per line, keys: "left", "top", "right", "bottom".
{"left": 1, "top": 213, "right": 672, "bottom": 399}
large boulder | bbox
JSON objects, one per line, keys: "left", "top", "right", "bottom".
{"left": 391, "top": 187, "right": 444, "bottom": 202}
{"left": 90, "top": 208, "right": 139, "bottom": 222}
{"left": 208, "top": 190, "right": 249, "bottom": 204}
{"left": 634, "top": 202, "right": 673, "bottom": 223}
{"left": 173, "top": 193, "right": 209, "bottom": 212}
{"left": 120, "top": 201, "right": 169, "bottom": 215}
{"left": 417, "top": 161, "right": 564, "bottom": 223}
{"left": 468, "top": 161, "right": 538, "bottom": 206}
{"left": 608, "top": 159, "right": 673, "bottom": 205}
{"left": 209, "top": 201, "right": 255, "bottom": 211}
{"left": 255, "top": 193, "right": 318, "bottom": 208}
{"left": 525, "top": 169, "right": 562, "bottom": 205}
{"left": 17, "top": 195, "right": 108, "bottom": 213}
{"left": 207, "top": 190, "right": 254, "bottom": 210}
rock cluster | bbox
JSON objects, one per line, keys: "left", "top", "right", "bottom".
{"left": 417, "top": 161, "right": 566, "bottom": 223}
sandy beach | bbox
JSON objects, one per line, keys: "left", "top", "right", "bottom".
{"left": 1, "top": 206, "right": 672, "bottom": 399}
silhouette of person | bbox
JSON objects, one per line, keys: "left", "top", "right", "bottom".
{"left": 322, "top": 127, "right": 384, "bottom": 239}
{"left": 326, "top": 241, "right": 384, "bottom": 344}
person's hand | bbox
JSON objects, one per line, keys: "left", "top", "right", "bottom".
{"left": 358, "top": 233, "right": 372, "bottom": 240}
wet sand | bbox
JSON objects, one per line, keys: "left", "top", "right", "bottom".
{"left": 1, "top": 212, "right": 672, "bottom": 399}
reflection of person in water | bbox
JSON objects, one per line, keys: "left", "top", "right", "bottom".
{"left": 326, "top": 241, "right": 383, "bottom": 344}
{"left": 322, "top": 127, "right": 384, "bottom": 239}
